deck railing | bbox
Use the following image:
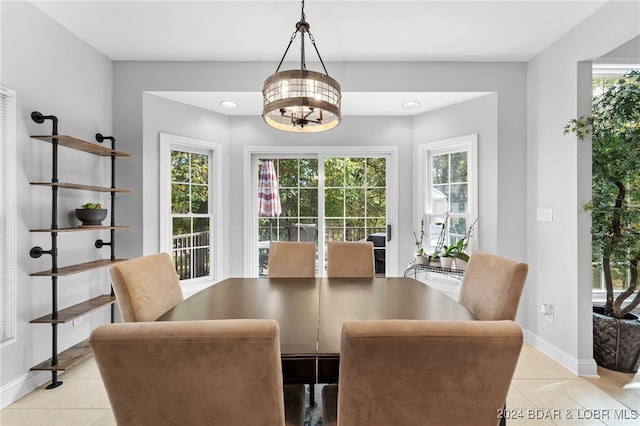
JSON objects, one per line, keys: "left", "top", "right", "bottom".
{"left": 173, "top": 231, "right": 210, "bottom": 280}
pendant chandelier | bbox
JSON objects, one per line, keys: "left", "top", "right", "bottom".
{"left": 262, "top": 0, "right": 341, "bottom": 133}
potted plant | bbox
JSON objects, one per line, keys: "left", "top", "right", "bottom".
{"left": 564, "top": 70, "right": 640, "bottom": 372}
{"left": 75, "top": 202, "right": 107, "bottom": 227}
{"left": 450, "top": 218, "right": 477, "bottom": 270}
{"left": 437, "top": 244, "right": 455, "bottom": 268}
{"left": 414, "top": 219, "right": 429, "bottom": 264}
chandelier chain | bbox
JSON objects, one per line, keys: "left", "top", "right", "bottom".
{"left": 273, "top": 0, "right": 330, "bottom": 76}
{"left": 307, "top": 31, "right": 329, "bottom": 76}
{"left": 275, "top": 29, "right": 298, "bottom": 74}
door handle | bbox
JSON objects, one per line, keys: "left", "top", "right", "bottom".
{"left": 387, "top": 224, "right": 392, "bottom": 242}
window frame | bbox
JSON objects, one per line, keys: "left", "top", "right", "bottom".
{"left": 244, "top": 146, "right": 399, "bottom": 277}
{"left": 159, "top": 133, "right": 222, "bottom": 296}
{"left": 590, "top": 64, "right": 640, "bottom": 299}
{"left": 416, "top": 134, "right": 478, "bottom": 287}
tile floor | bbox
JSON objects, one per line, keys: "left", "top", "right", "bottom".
{"left": 1, "top": 343, "right": 639, "bottom": 426}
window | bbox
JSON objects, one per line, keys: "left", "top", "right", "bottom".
{"left": 324, "top": 157, "right": 387, "bottom": 243}
{"left": 591, "top": 65, "right": 639, "bottom": 295}
{"left": 160, "top": 134, "right": 221, "bottom": 290}
{"left": 256, "top": 155, "right": 389, "bottom": 276}
{"left": 257, "top": 158, "right": 319, "bottom": 275}
{"left": 246, "top": 147, "right": 398, "bottom": 277}
{"left": 418, "top": 134, "right": 478, "bottom": 258}
{"left": 1, "top": 86, "right": 17, "bottom": 346}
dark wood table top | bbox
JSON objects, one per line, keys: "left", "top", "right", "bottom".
{"left": 157, "top": 276, "right": 476, "bottom": 358}
{"left": 317, "top": 277, "right": 477, "bottom": 357}
{"left": 156, "top": 277, "right": 320, "bottom": 358}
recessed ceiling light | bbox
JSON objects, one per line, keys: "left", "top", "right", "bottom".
{"left": 402, "top": 101, "right": 420, "bottom": 109}
{"left": 220, "top": 100, "right": 238, "bottom": 109}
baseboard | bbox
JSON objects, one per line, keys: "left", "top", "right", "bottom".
{"left": 0, "top": 370, "right": 50, "bottom": 409}
{"left": 523, "top": 329, "right": 599, "bottom": 377}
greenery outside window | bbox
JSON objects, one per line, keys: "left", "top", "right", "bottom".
{"left": 171, "top": 150, "right": 211, "bottom": 280}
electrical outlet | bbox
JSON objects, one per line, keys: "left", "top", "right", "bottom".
{"left": 537, "top": 208, "right": 553, "bottom": 222}
{"left": 72, "top": 318, "right": 82, "bottom": 327}
{"left": 540, "top": 303, "right": 554, "bottom": 323}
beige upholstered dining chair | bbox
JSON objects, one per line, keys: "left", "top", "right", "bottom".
{"left": 322, "top": 320, "right": 523, "bottom": 426}
{"left": 326, "top": 241, "right": 375, "bottom": 277}
{"left": 108, "top": 252, "right": 184, "bottom": 322}
{"left": 267, "top": 241, "right": 317, "bottom": 405}
{"left": 458, "top": 251, "right": 529, "bottom": 321}
{"left": 268, "top": 241, "right": 316, "bottom": 278}
{"left": 90, "top": 319, "right": 305, "bottom": 426}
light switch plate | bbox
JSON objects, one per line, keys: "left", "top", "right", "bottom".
{"left": 537, "top": 208, "right": 553, "bottom": 222}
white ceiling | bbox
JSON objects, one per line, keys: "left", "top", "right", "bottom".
{"left": 29, "top": 0, "right": 611, "bottom": 116}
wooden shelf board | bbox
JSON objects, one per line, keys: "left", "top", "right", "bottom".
{"left": 31, "top": 135, "right": 130, "bottom": 157}
{"left": 30, "top": 295, "right": 116, "bottom": 324}
{"left": 31, "top": 259, "right": 128, "bottom": 277}
{"left": 31, "top": 340, "right": 92, "bottom": 372}
{"left": 31, "top": 182, "right": 130, "bottom": 193}
{"left": 30, "top": 225, "right": 129, "bottom": 233}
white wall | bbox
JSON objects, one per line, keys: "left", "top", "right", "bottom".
{"left": 229, "top": 114, "right": 412, "bottom": 277}
{"left": 140, "top": 94, "right": 413, "bottom": 277}
{"left": 141, "top": 93, "right": 229, "bottom": 259}
{"left": 1, "top": 1, "right": 113, "bottom": 405}
{"left": 114, "top": 61, "right": 527, "bottom": 277}
{"left": 413, "top": 93, "right": 499, "bottom": 254}
{"left": 526, "top": 1, "right": 640, "bottom": 375}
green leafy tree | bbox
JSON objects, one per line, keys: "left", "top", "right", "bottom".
{"left": 171, "top": 151, "right": 209, "bottom": 236}
{"left": 565, "top": 70, "right": 640, "bottom": 318}
{"left": 260, "top": 157, "right": 387, "bottom": 242}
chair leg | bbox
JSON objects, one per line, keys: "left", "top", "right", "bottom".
{"left": 309, "top": 383, "right": 315, "bottom": 407}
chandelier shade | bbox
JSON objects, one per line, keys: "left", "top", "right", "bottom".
{"left": 262, "top": 0, "right": 341, "bottom": 133}
{"left": 263, "top": 70, "right": 341, "bottom": 132}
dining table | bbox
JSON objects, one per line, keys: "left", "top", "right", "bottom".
{"left": 156, "top": 276, "right": 477, "bottom": 384}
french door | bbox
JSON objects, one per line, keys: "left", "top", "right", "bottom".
{"left": 248, "top": 148, "right": 396, "bottom": 277}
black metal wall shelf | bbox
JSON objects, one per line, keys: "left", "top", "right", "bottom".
{"left": 28, "top": 111, "right": 129, "bottom": 389}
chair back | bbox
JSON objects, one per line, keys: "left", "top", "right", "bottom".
{"left": 458, "top": 251, "right": 528, "bottom": 320}
{"left": 286, "top": 224, "right": 317, "bottom": 242}
{"left": 90, "top": 320, "right": 288, "bottom": 426}
{"left": 108, "top": 252, "right": 184, "bottom": 322}
{"left": 268, "top": 241, "right": 316, "bottom": 278}
{"left": 326, "top": 241, "right": 375, "bottom": 277}
{"left": 336, "top": 320, "right": 522, "bottom": 426}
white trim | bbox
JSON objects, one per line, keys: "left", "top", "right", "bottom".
{"left": 1, "top": 371, "right": 49, "bottom": 409}
{"left": 244, "top": 146, "right": 399, "bottom": 277}
{"left": 523, "top": 329, "right": 598, "bottom": 377}
{"left": 592, "top": 64, "right": 639, "bottom": 76}
{"left": 159, "top": 133, "right": 222, "bottom": 284}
